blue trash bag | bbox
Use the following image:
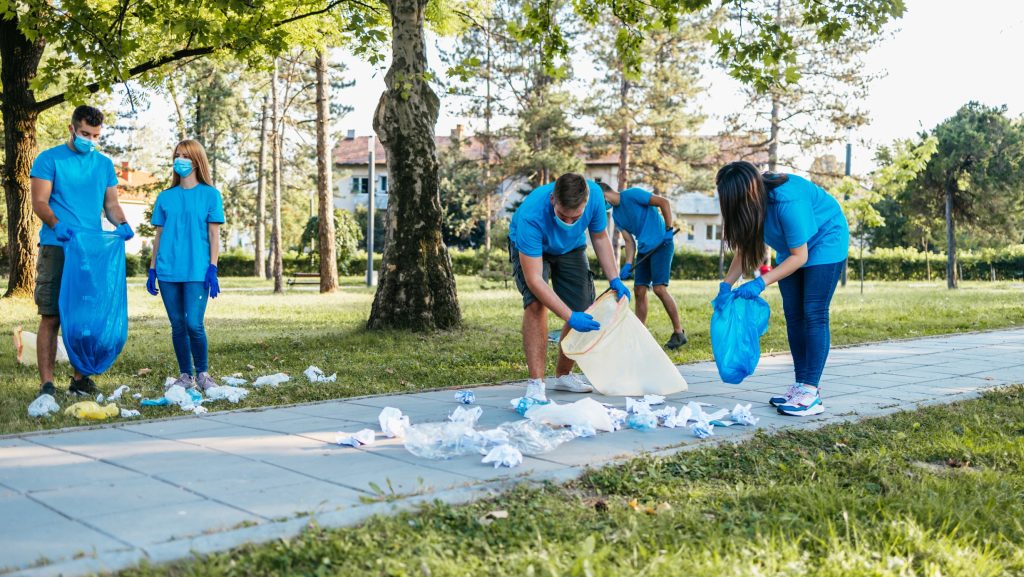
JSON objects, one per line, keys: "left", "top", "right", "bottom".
{"left": 58, "top": 230, "right": 128, "bottom": 376}
{"left": 710, "top": 290, "right": 770, "bottom": 384}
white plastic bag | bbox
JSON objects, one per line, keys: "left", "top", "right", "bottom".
{"left": 303, "top": 366, "right": 337, "bottom": 383}
{"left": 525, "top": 398, "right": 614, "bottom": 432}
{"left": 482, "top": 445, "right": 523, "bottom": 469}
{"left": 205, "top": 386, "right": 249, "bottom": 404}
{"left": 28, "top": 394, "right": 60, "bottom": 417}
{"left": 337, "top": 429, "right": 376, "bottom": 447}
{"left": 253, "top": 373, "right": 290, "bottom": 387}
{"left": 14, "top": 327, "right": 69, "bottom": 366}
{"left": 378, "top": 407, "right": 411, "bottom": 438}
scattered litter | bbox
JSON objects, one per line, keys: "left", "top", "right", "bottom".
{"left": 13, "top": 327, "right": 69, "bottom": 366}
{"left": 482, "top": 445, "right": 523, "bottom": 469}
{"left": 710, "top": 403, "right": 759, "bottom": 427}
{"left": 449, "top": 405, "right": 483, "bottom": 427}
{"left": 378, "top": 407, "right": 411, "bottom": 438}
{"left": 246, "top": 364, "right": 255, "bottom": 370}
{"left": 690, "top": 419, "right": 714, "bottom": 439}
{"left": 64, "top": 401, "right": 119, "bottom": 420}
{"left": 511, "top": 396, "right": 549, "bottom": 417}
{"left": 140, "top": 397, "right": 169, "bottom": 407}
{"left": 107, "top": 385, "right": 129, "bottom": 401}
{"left": 652, "top": 405, "right": 676, "bottom": 423}
{"left": 643, "top": 395, "right": 666, "bottom": 406}
{"left": 221, "top": 376, "right": 247, "bottom": 386}
{"left": 524, "top": 398, "right": 615, "bottom": 432}
{"left": 606, "top": 407, "right": 629, "bottom": 431}
{"left": 205, "top": 386, "right": 249, "bottom": 404}
{"left": 303, "top": 366, "right": 337, "bottom": 383}
{"left": 625, "top": 397, "right": 651, "bottom": 414}
{"left": 571, "top": 423, "right": 597, "bottom": 438}
{"left": 120, "top": 408, "right": 141, "bottom": 418}
{"left": 626, "top": 412, "right": 658, "bottom": 431}
{"left": 95, "top": 393, "right": 105, "bottom": 403}
{"left": 164, "top": 385, "right": 202, "bottom": 411}
{"left": 662, "top": 405, "right": 692, "bottom": 428}
{"left": 164, "top": 377, "right": 177, "bottom": 388}
{"left": 403, "top": 421, "right": 488, "bottom": 459}
{"left": 28, "top": 394, "right": 60, "bottom": 417}
{"left": 253, "top": 373, "right": 290, "bottom": 387}
{"left": 132, "top": 393, "right": 142, "bottom": 399}
{"left": 336, "top": 429, "right": 376, "bottom": 447}
{"left": 136, "top": 368, "right": 152, "bottom": 376}
{"left": 192, "top": 405, "right": 208, "bottom": 415}
{"left": 497, "top": 420, "right": 575, "bottom": 455}
{"left": 455, "top": 390, "right": 476, "bottom": 404}
{"left": 479, "top": 510, "right": 509, "bottom": 525}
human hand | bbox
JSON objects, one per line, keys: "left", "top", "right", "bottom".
{"left": 146, "top": 268, "right": 159, "bottom": 296}
{"left": 204, "top": 264, "right": 220, "bottom": 298}
{"left": 619, "top": 263, "right": 632, "bottom": 280}
{"left": 114, "top": 222, "right": 134, "bottom": 241}
{"left": 734, "top": 277, "right": 766, "bottom": 300}
{"left": 568, "top": 311, "right": 601, "bottom": 332}
{"left": 609, "top": 277, "right": 631, "bottom": 302}
{"left": 52, "top": 221, "right": 73, "bottom": 242}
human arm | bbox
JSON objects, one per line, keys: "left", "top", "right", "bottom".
{"left": 208, "top": 223, "right": 220, "bottom": 266}
{"left": 103, "top": 185, "right": 128, "bottom": 227}
{"left": 520, "top": 253, "right": 572, "bottom": 321}
{"left": 147, "top": 227, "right": 162, "bottom": 296}
{"left": 592, "top": 229, "right": 630, "bottom": 301}
{"left": 648, "top": 194, "right": 673, "bottom": 230}
{"left": 618, "top": 230, "right": 636, "bottom": 279}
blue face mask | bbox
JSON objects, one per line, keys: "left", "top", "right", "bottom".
{"left": 73, "top": 135, "right": 97, "bottom": 154}
{"left": 173, "top": 158, "right": 193, "bottom": 177}
{"left": 554, "top": 214, "right": 576, "bottom": 230}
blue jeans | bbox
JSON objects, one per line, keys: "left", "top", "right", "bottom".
{"left": 159, "top": 281, "right": 209, "bottom": 375}
{"left": 776, "top": 260, "right": 845, "bottom": 387}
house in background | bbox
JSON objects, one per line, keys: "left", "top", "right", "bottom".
{"left": 107, "top": 161, "right": 160, "bottom": 254}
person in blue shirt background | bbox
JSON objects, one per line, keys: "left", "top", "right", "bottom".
{"left": 717, "top": 161, "right": 849, "bottom": 417}
{"left": 30, "top": 105, "right": 134, "bottom": 400}
{"left": 509, "top": 173, "right": 630, "bottom": 401}
{"left": 600, "top": 182, "right": 687, "bottom": 350}
{"left": 146, "top": 139, "right": 225, "bottom": 392}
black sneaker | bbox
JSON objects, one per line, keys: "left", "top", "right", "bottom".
{"left": 69, "top": 376, "right": 99, "bottom": 397}
{"left": 665, "top": 330, "right": 688, "bottom": 350}
{"left": 38, "top": 381, "right": 58, "bottom": 397}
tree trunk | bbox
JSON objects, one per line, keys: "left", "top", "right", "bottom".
{"left": 1, "top": 16, "right": 45, "bottom": 298}
{"left": 613, "top": 69, "right": 630, "bottom": 264}
{"left": 315, "top": 51, "right": 339, "bottom": 293}
{"left": 368, "top": 0, "right": 461, "bottom": 331}
{"left": 482, "top": 27, "right": 494, "bottom": 255}
{"left": 945, "top": 182, "right": 957, "bottom": 289}
{"left": 254, "top": 94, "right": 268, "bottom": 279}
{"left": 271, "top": 60, "right": 284, "bottom": 294}
{"left": 923, "top": 237, "right": 931, "bottom": 281}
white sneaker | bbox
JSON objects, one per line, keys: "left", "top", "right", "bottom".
{"left": 777, "top": 385, "right": 825, "bottom": 416}
{"left": 525, "top": 378, "right": 547, "bottom": 401}
{"left": 769, "top": 383, "right": 803, "bottom": 407}
{"left": 549, "top": 373, "right": 594, "bottom": 393}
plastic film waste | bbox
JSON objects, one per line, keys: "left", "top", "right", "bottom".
{"left": 64, "top": 401, "right": 119, "bottom": 420}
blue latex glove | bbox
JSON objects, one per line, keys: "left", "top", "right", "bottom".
{"left": 734, "top": 277, "right": 766, "bottom": 300}
{"left": 204, "top": 264, "right": 220, "bottom": 298}
{"left": 568, "top": 311, "right": 601, "bottom": 332}
{"left": 52, "top": 221, "right": 73, "bottom": 242}
{"left": 114, "top": 222, "right": 134, "bottom": 241}
{"left": 718, "top": 282, "right": 731, "bottom": 297}
{"left": 609, "top": 277, "right": 631, "bottom": 302}
{"left": 664, "top": 228, "right": 676, "bottom": 242}
{"left": 146, "top": 268, "right": 159, "bottom": 296}
{"left": 619, "top": 263, "right": 633, "bottom": 280}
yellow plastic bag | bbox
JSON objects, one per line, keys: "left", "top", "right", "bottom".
{"left": 64, "top": 401, "right": 119, "bottom": 420}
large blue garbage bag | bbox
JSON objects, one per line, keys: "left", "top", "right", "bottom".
{"left": 711, "top": 290, "right": 770, "bottom": 384}
{"left": 58, "top": 230, "right": 128, "bottom": 376}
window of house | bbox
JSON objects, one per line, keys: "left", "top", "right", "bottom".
{"left": 378, "top": 175, "right": 388, "bottom": 193}
{"left": 686, "top": 223, "right": 695, "bottom": 241}
{"left": 352, "top": 177, "right": 369, "bottom": 194}
{"left": 705, "top": 224, "right": 714, "bottom": 241}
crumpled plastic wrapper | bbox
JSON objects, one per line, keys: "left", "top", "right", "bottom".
{"left": 303, "top": 365, "right": 337, "bottom": 383}
{"left": 730, "top": 403, "right": 759, "bottom": 426}
{"left": 337, "top": 429, "right": 376, "bottom": 447}
{"left": 449, "top": 405, "right": 483, "bottom": 427}
{"left": 28, "top": 394, "right": 60, "bottom": 417}
{"left": 512, "top": 396, "right": 549, "bottom": 417}
{"left": 221, "top": 376, "right": 247, "bottom": 386}
{"left": 496, "top": 420, "right": 575, "bottom": 456}
{"left": 571, "top": 423, "right": 597, "bottom": 438}
{"left": 378, "top": 407, "right": 411, "bottom": 438}
{"left": 455, "top": 390, "right": 476, "bottom": 404}
{"left": 107, "top": 385, "right": 130, "bottom": 402}
{"left": 690, "top": 419, "right": 714, "bottom": 439}
{"left": 482, "top": 445, "right": 523, "bottom": 469}
{"left": 662, "top": 405, "right": 693, "bottom": 428}
{"left": 64, "top": 401, "right": 119, "bottom": 420}
{"left": 525, "top": 398, "right": 614, "bottom": 432}
{"left": 606, "top": 407, "right": 629, "bottom": 431}
{"left": 164, "top": 385, "right": 202, "bottom": 411}
{"left": 643, "top": 394, "right": 666, "bottom": 406}
{"left": 205, "top": 386, "right": 249, "bottom": 404}
{"left": 626, "top": 412, "right": 657, "bottom": 431}
{"left": 120, "top": 408, "right": 141, "bottom": 418}
{"left": 253, "top": 373, "right": 290, "bottom": 387}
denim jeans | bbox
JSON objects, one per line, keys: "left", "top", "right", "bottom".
{"left": 158, "top": 281, "right": 209, "bottom": 375}
{"left": 776, "top": 260, "right": 846, "bottom": 387}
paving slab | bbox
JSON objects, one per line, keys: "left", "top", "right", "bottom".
{"left": 2, "top": 327, "right": 1023, "bottom": 576}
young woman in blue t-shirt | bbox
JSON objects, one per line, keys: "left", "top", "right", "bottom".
{"left": 146, "top": 140, "right": 226, "bottom": 391}
{"left": 716, "top": 161, "right": 850, "bottom": 416}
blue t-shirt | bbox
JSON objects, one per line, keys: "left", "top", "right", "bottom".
{"left": 509, "top": 180, "right": 608, "bottom": 257}
{"left": 151, "top": 183, "right": 225, "bottom": 282}
{"left": 764, "top": 174, "right": 849, "bottom": 266}
{"left": 30, "top": 144, "right": 119, "bottom": 247}
{"left": 612, "top": 187, "right": 666, "bottom": 254}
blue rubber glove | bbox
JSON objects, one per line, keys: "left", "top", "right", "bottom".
{"left": 609, "top": 277, "right": 631, "bottom": 302}
{"left": 114, "top": 222, "right": 134, "bottom": 241}
{"left": 146, "top": 268, "right": 159, "bottom": 296}
{"left": 718, "top": 282, "right": 731, "bottom": 298}
{"left": 619, "top": 263, "right": 633, "bottom": 280}
{"left": 664, "top": 228, "right": 676, "bottom": 242}
{"left": 568, "top": 311, "right": 601, "bottom": 332}
{"left": 734, "top": 277, "right": 766, "bottom": 300}
{"left": 52, "top": 221, "right": 73, "bottom": 242}
{"left": 204, "top": 264, "right": 220, "bottom": 298}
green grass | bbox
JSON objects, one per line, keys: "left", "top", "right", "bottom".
{"left": 120, "top": 386, "right": 1024, "bottom": 576}
{"left": 1, "top": 277, "right": 1023, "bottom": 435}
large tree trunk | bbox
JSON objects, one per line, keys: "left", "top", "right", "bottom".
{"left": 613, "top": 70, "right": 630, "bottom": 264}
{"left": 1, "top": 16, "right": 45, "bottom": 298}
{"left": 315, "top": 51, "right": 338, "bottom": 293}
{"left": 945, "top": 182, "right": 957, "bottom": 289}
{"left": 254, "top": 94, "right": 268, "bottom": 279}
{"left": 270, "top": 60, "right": 284, "bottom": 294}
{"left": 368, "top": 0, "right": 461, "bottom": 331}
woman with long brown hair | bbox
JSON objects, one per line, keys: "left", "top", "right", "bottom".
{"left": 717, "top": 161, "right": 849, "bottom": 416}
{"left": 146, "top": 139, "right": 225, "bottom": 391}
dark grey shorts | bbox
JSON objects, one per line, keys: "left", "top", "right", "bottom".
{"left": 34, "top": 245, "right": 64, "bottom": 317}
{"left": 510, "top": 242, "right": 595, "bottom": 312}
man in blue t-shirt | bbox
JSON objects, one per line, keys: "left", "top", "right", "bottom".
{"left": 509, "top": 173, "right": 630, "bottom": 401}
{"left": 600, "top": 183, "right": 687, "bottom": 350}
{"left": 30, "top": 105, "right": 134, "bottom": 399}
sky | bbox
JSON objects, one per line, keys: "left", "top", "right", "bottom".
{"left": 125, "top": 0, "right": 1024, "bottom": 177}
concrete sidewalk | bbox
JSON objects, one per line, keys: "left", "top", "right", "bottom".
{"left": 3, "top": 328, "right": 1024, "bottom": 576}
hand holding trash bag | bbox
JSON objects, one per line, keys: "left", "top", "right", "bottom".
{"left": 609, "top": 277, "right": 631, "bottom": 302}
{"left": 710, "top": 289, "right": 770, "bottom": 384}
{"left": 52, "top": 221, "right": 73, "bottom": 242}
{"left": 146, "top": 268, "right": 159, "bottom": 296}
{"left": 568, "top": 311, "right": 600, "bottom": 332}
{"left": 734, "top": 277, "right": 765, "bottom": 299}
{"left": 113, "top": 222, "right": 134, "bottom": 241}
{"left": 619, "top": 262, "right": 633, "bottom": 280}
{"left": 204, "top": 264, "right": 220, "bottom": 298}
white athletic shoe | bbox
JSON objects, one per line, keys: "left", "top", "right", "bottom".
{"left": 525, "top": 378, "right": 547, "bottom": 402}
{"left": 777, "top": 385, "right": 825, "bottom": 416}
{"left": 549, "top": 373, "right": 594, "bottom": 393}
{"left": 769, "top": 383, "right": 803, "bottom": 407}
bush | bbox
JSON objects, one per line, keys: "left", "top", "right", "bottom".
{"left": 125, "top": 253, "right": 141, "bottom": 277}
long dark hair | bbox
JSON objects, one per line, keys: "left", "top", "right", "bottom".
{"left": 716, "top": 161, "right": 788, "bottom": 273}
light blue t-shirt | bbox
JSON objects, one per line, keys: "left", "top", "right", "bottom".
{"left": 612, "top": 187, "right": 666, "bottom": 254}
{"left": 764, "top": 174, "right": 849, "bottom": 266}
{"left": 30, "top": 144, "right": 119, "bottom": 247}
{"left": 151, "top": 183, "right": 225, "bottom": 282}
{"left": 509, "top": 180, "right": 608, "bottom": 257}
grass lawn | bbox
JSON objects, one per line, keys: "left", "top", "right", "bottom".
{"left": 1, "top": 277, "right": 1023, "bottom": 435}
{"left": 121, "top": 386, "right": 1024, "bottom": 576}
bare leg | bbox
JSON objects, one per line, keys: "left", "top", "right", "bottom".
{"left": 523, "top": 301, "right": 549, "bottom": 380}
{"left": 37, "top": 315, "right": 60, "bottom": 384}
{"left": 653, "top": 285, "right": 682, "bottom": 332}
{"left": 555, "top": 322, "right": 576, "bottom": 377}
{"left": 635, "top": 285, "right": 650, "bottom": 325}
